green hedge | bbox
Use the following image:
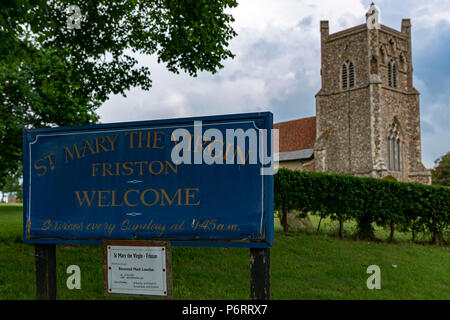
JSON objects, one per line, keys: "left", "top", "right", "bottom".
{"left": 274, "top": 168, "right": 450, "bottom": 244}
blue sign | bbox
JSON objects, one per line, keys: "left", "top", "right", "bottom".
{"left": 23, "top": 112, "right": 274, "bottom": 248}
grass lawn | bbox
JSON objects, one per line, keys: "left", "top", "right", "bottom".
{"left": 0, "top": 204, "right": 449, "bottom": 300}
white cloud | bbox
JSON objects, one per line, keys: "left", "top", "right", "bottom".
{"left": 99, "top": 0, "right": 367, "bottom": 124}
{"left": 232, "top": 0, "right": 366, "bottom": 33}
{"left": 422, "top": 124, "right": 450, "bottom": 169}
{"left": 414, "top": 76, "right": 450, "bottom": 168}
{"left": 410, "top": 1, "right": 450, "bottom": 29}
{"left": 97, "top": 0, "right": 450, "bottom": 169}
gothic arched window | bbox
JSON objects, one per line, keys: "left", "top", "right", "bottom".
{"left": 341, "top": 60, "right": 355, "bottom": 90}
{"left": 342, "top": 63, "right": 348, "bottom": 90}
{"left": 388, "top": 59, "right": 397, "bottom": 88}
{"left": 388, "top": 61, "right": 392, "bottom": 87}
{"left": 349, "top": 62, "right": 355, "bottom": 88}
{"left": 387, "top": 121, "right": 402, "bottom": 171}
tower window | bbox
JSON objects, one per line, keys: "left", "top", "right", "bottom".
{"left": 388, "top": 59, "right": 397, "bottom": 88}
{"left": 392, "top": 62, "right": 397, "bottom": 88}
{"left": 349, "top": 62, "right": 355, "bottom": 88}
{"left": 388, "top": 62, "right": 392, "bottom": 86}
{"left": 341, "top": 60, "right": 355, "bottom": 90}
{"left": 342, "top": 63, "right": 348, "bottom": 90}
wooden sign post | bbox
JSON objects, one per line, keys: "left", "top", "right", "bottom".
{"left": 35, "top": 244, "right": 57, "bottom": 300}
{"left": 250, "top": 248, "right": 270, "bottom": 300}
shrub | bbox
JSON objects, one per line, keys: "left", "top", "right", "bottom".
{"left": 274, "top": 168, "right": 450, "bottom": 244}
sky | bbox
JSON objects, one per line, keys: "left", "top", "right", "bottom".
{"left": 97, "top": 0, "right": 450, "bottom": 169}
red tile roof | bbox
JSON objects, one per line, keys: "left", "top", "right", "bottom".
{"left": 274, "top": 116, "right": 316, "bottom": 152}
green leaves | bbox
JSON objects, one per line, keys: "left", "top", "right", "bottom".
{"left": 0, "top": 0, "right": 238, "bottom": 187}
{"left": 432, "top": 151, "right": 450, "bottom": 186}
{"left": 274, "top": 168, "right": 450, "bottom": 243}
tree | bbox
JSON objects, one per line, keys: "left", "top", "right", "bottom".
{"left": 432, "top": 151, "right": 450, "bottom": 186}
{"left": 0, "top": 0, "right": 238, "bottom": 187}
{"left": 2, "top": 166, "right": 23, "bottom": 201}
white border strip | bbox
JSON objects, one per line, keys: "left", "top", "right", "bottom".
{"left": 27, "top": 120, "right": 266, "bottom": 240}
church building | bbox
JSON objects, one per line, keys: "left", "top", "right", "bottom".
{"left": 275, "top": 4, "right": 431, "bottom": 184}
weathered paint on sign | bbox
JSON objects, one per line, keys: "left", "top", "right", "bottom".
{"left": 23, "top": 112, "right": 274, "bottom": 247}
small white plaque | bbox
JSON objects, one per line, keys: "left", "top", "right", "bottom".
{"left": 106, "top": 245, "right": 167, "bottom": 296}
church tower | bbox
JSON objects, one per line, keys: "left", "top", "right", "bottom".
{"left": 314, "top": 3, "right": 431, "bottom": 183}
